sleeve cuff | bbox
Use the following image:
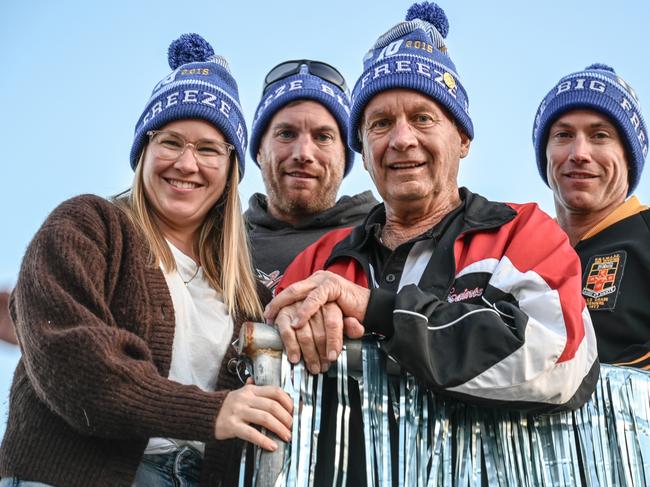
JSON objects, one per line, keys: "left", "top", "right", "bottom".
{"left": 363, "top": 288, "right": 396, "bottom": 338}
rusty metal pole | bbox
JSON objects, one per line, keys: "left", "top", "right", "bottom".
{"left": 237, "top": 322, "right": 285, "bottom": 486}
{"left": 238, "top": 322, "right": 365, "bottom": 486}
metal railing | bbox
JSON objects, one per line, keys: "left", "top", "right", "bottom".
{"left": 238, "top": 322, "right": 650, "bottom": 486}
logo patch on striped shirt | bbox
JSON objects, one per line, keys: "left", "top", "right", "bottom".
{"left": 582, "top": 251, "right": 626, "bottom": 311}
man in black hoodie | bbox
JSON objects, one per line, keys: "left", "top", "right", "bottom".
{"left": 246, "top": 60, "right": 377, "bottom": 291}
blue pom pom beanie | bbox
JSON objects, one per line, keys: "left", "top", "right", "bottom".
{"left": 249, "top": 63, "right": 354, "bottom": 176}
{"left": 533, "top": 63, "right": 648, "bottom": 195}
{"left": 348, "top": 1, "right": 473, "bottom": 152}
{"left": 130, "top": 33, "right": 248, "bottom": 179}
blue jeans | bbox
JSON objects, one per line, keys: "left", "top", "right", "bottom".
{"left": 132, "top": 446, "right": 203, "bottom": 487}
{"left": 0, "top": 480, "right": 55, "bottom": 487}
{"left": 0, "top": 447, "right": 203, "bottom": 487}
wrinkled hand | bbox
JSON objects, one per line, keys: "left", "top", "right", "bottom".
{"left": 276, "top": 302, "right": 345, "bottom": 374}
{"left": 266, "top": 271, "right": 369, "bottom": 367}
{"left": 215, "top": 379, "right": 293, "bottom": 451}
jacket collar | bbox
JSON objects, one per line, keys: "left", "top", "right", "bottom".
{"left": 328, "top": 188, "right": 516, "bottom": 261}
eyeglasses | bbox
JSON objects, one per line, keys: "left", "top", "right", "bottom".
{"left": 146, "top": 130, "right": 234, "bottom": 168}
{"left": 262, "top": 59, "right": 348, "bottom": 95}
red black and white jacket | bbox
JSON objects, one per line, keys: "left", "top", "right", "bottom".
{"left": 278, "top": 189, "right": 599, "bottom": 411}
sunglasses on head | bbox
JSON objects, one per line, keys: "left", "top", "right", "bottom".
{"left": 262, "top": 59, "right": 348, "bottom": 95}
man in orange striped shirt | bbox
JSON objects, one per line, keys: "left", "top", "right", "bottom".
{"left": 533, "top": 63, "right": 650, "bottom": 370}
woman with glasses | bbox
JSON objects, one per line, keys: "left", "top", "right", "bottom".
{"left": 0, "top": 34, "right": 292, "bottom": 487}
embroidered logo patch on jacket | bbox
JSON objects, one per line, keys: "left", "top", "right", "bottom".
{"left": 447, "top": 286, "right": 484, "bottom": 303}
{"left": 582, "top": 251, "right": 627, "bottom": 311}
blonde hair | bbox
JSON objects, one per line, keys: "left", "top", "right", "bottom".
{"left": 114, "top": 151, "right": 263, "bottom": 319}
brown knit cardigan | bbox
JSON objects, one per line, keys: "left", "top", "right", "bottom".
{"left": 0, "top": 195, "right": 266, "bottom": 486}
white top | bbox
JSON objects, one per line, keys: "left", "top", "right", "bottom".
{"left": 145, "top": 241, "right": 234, "bottom": 455}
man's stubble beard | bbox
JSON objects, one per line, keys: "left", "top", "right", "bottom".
{"left": 264, "top": 173, "right": 342, "bottom": 222}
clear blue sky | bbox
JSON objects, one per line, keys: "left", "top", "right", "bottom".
{"left": 1, "top": 0, "right": 649, "bottom": 435}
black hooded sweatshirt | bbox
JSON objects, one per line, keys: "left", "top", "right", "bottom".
{"left": 245, "top": 191, "right": 378, "bottom": 291}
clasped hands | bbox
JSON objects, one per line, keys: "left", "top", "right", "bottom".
{"left": 264, "top": 270, "right": 370, "bottom": 374}
{"left": 215, "top": 271, "right": 370, "bottom": 451}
